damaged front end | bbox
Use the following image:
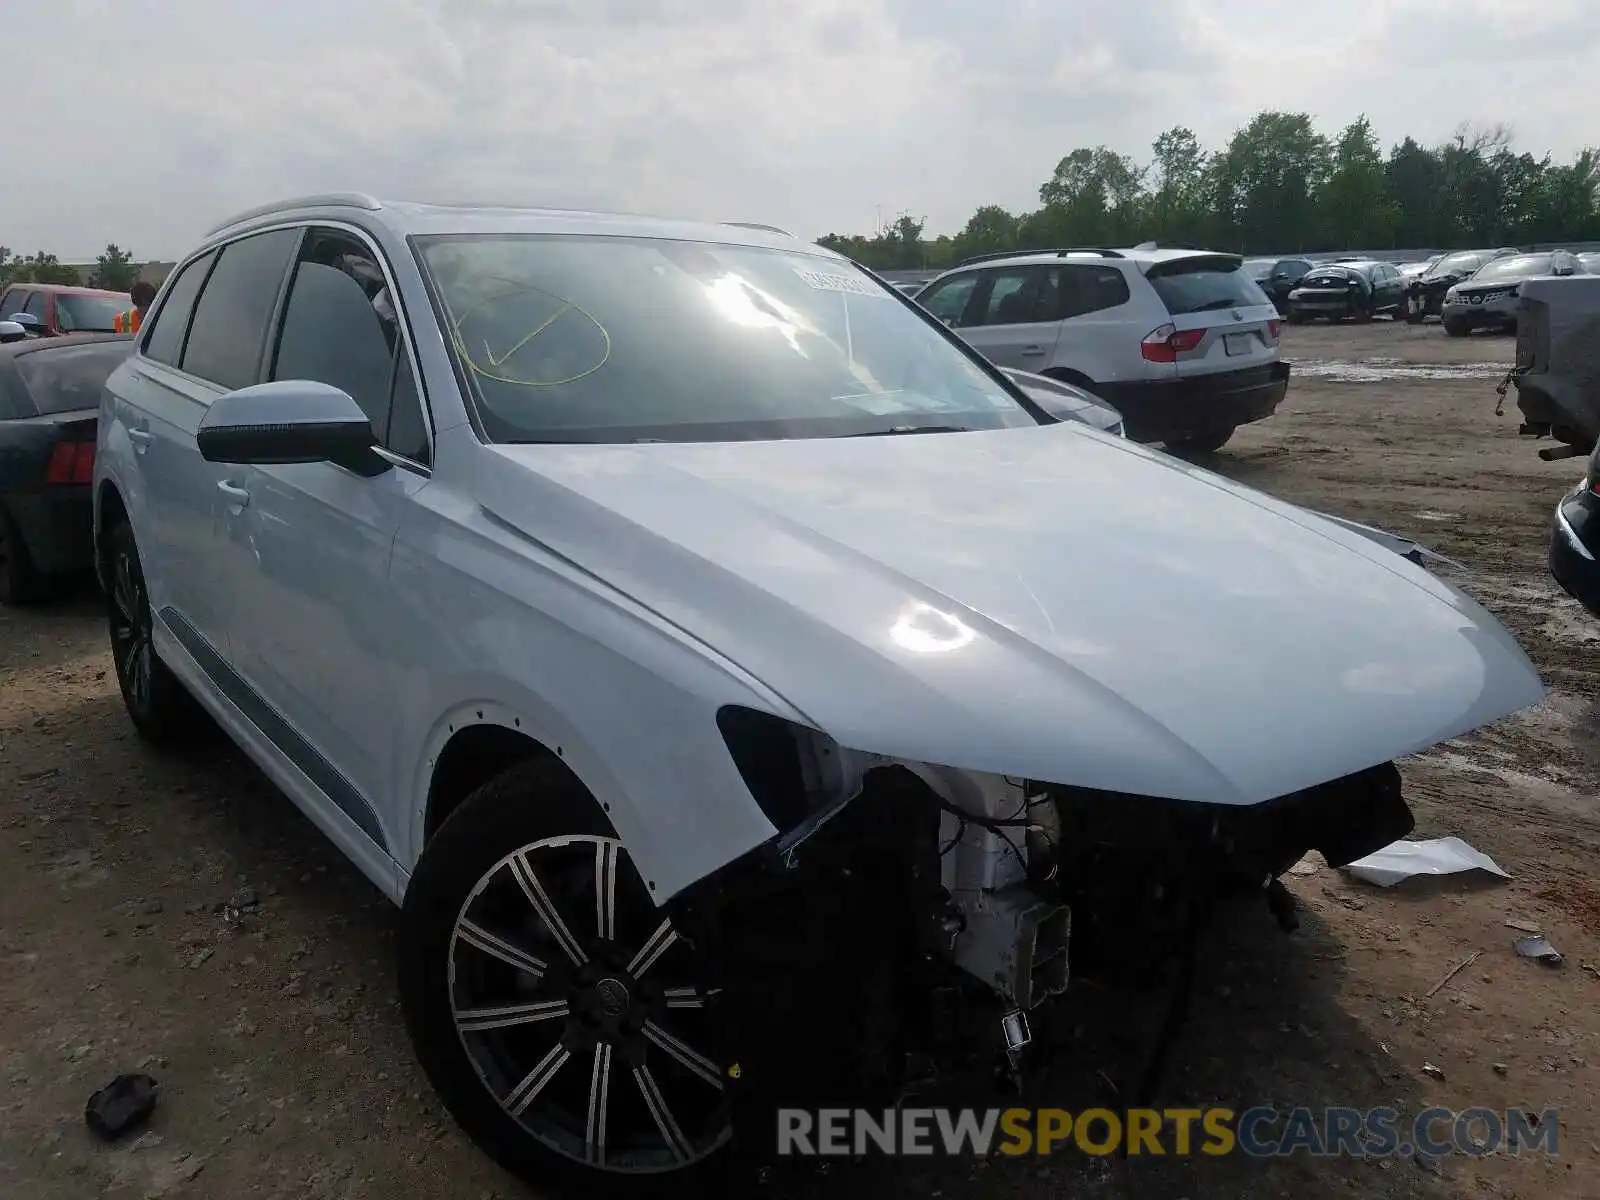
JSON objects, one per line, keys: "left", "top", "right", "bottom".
{"left": 667, "top": 707, "right": 1414, "bottom": 1126}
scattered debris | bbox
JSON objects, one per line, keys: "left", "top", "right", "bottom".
{"left": 1582, "top": 963, "right": 1600, "bottom": 982}
{"left": 1514, "top": 935, "right": 1563, "bottom": 967}
{"left": 1420, "top": 1062, "right": 1446, "bottom": 1081}
{"left": 1504, "top": 918, "right": 1543, "bottom": 934}
{"left": 1344, "top": 837, "right": 1508, "bottom": 888}
{"left": 1412, "top": 1149, "right": 1444, "bottom": 1176}
{"left": 1493, "top": 1062, "right": 1509, "bottom": 1076}
{"left": 84, "top": 1073, "right": 159, "bottom": 1141}
{"left": 18, "top": 767, "right": 59, "bottom": 783}
{"left": 219, "top": 886, "right": 260, "bottom": 931}
{"left": 1425, "top": 950, "right": 1482, "bottom": 997}
{"left": 1287, "top": 853, "right": 1322, "bottom": 876}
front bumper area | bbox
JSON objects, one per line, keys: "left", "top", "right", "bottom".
{"left": 1101, "top": 361, "right": 1290, "bottom": 444}
{"left": 1289, "top": 290, "right": 1364, "bottom": 320}
{"left": 1441, "top": 296, "right": 1518, "bottom": 331}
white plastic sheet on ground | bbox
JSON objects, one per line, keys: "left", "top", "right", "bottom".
{"left": 1342, "top": 836, "right": 1510, "bottom": 887}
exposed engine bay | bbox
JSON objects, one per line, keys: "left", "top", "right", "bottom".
{"left": 669, "top": 711, "right": 1415, "bottom": 1144}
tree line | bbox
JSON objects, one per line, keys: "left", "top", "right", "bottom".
{"left": 0, "top": 244, "right": 143, "bottom": 291}
{"left": 820, "top": 112, "right": 1600, "bottom": 272}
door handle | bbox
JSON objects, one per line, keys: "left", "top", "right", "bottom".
{"left": 127, "top": 428, "right": 152, "bottom": 453}
{"left": 1021, "top": 346, "right": 1046, "bottom": 357}
{"left": 216, "top": 480, "right": 251, "bottom": 508}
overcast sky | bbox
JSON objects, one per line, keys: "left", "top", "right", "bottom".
{"left": 3, "top": 0, "right": 1595, "bottom": 260}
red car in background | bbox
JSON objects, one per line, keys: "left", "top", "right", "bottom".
{"left": 0, "top": 282, "right": 130, "bottom": 336}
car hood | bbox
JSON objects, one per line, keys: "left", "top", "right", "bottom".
{"left": 478, "top": 426, "right": 1544, "bottom": 806}
{"left": 1454, "top": 276, "right": 1537, "bottom": 293}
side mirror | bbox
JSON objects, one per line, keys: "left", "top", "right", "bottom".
{"left": 196, "top": 380, "right": 387, "bottom": 476}
{"left": 0, "top": 320, "right": 27, "bottom": 343}
{"left": 8, "top": 313, "right": 45, "bottom": 336}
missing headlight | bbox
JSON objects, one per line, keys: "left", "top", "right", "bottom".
{"left": 715, "top": 705, "right": 861, "bottom": 842}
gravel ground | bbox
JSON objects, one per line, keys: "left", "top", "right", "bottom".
{"left": 2, "top": 319, "right": 1597, "bottom": 1200}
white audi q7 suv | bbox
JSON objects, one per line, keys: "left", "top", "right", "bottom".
{"left": 94, "top": 194, "right": 1545, "bottom": 1192}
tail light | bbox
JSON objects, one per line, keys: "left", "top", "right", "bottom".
{"left": 45, "top": 439, "right": 95, "bottom": 485}
{"left": 1140, "top": 324, "right": 1204, "bottom": 363}
{"left": 1266, "top": 319, "right": 1281, "bottom": 343}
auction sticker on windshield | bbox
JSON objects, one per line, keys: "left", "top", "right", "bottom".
{"left": 794, "top": 267, "right": 887, "bottom": 296}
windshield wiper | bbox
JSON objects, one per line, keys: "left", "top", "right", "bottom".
{"left": 1187, "top": 298, "right": 1246, "bottom": 313}
{"left": 844, "top": 424, "right": 973, "bottom": 437}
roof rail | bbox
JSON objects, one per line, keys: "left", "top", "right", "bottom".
{"left": 205, "top": 192, "right": 383, "bottom": 236}
{"left": 724, "top": 221, "right": 794, "bottom": 237}
{"left": 955, "top": 246, "right": 1127, "bottom": 268}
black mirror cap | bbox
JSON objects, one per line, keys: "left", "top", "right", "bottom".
{"left": 196, "top": 418, "right": 387, "bottom": 475}
{"left": 1551, "top": 492, "right": 1600, "bottom": 620}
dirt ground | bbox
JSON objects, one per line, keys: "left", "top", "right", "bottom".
{"left": 2, "top": 318, "right": 1597, "bottom": 1200}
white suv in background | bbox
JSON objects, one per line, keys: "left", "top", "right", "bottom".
{"left": 914, "top": 246, "right": 1289, "bottom": 452}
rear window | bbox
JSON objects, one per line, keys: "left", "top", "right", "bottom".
{"left": 1145, "top": 257, "right": 1271, "bottom": 315}
{"left": 56, "top": 294, "right": 128, "bottom": 333}
{"left": 14, "top": 341, "right": 133, "bottom": 414}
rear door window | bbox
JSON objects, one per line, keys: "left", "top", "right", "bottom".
{"left": 1056, "top": 265, "right": 1130, "bottom": 318}
{"left": 14, "top": 341, "right": 135, "bottom": 414}
{"left": 1146, "top": 257, "right": 1271, "bottom": 315}
{"left": 974, "top": 267, "right": 1051, "bottom": 326}
{"left": 180, "top": 229, "right": 300, "bottom": 390}
{"left": 142, "top": 251, "right": 216, "bottom": 368}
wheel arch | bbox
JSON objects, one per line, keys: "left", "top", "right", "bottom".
{"left": 420, "top": 720, "right": 594, "bottom": 850}
{"left": 1041, "top": 366, "right": 1099, "bottom": 392}
{"left": 94, "top": 478, "right": 130, "bottom": 590}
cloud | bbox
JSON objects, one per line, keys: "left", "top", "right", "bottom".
{"left": 1, "top": 0, "right": 1596, "bottom": 259}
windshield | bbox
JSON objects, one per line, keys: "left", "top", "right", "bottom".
{"left": 1145, "top": 256, "right": 1272, "bottom": 315}
{"left": 416, "top": 235, "right": 1036, "bottom": 443}
{"left": 1468, "top": 254, "right": 1551, "bottom": 282}
{"left": 15, "top": 340, "right": 132, "bottom": 413}
{"left": 55, "top": 294, "right": 127, "bottom": 333}
{"left": 1429, "top": 252, "right": 1484, "bottom": 278}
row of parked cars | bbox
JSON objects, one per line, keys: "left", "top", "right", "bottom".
{"left": 4, "top": 194, "right": 1554, "bottom": 1195}
{"left": 1245, "top": 248, "right": 1600, "bottom": 334}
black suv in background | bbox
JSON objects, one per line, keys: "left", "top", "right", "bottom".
{"left": 1254, "top": 257, "right": 1316, "bottom": 314}
{"left": 1285, "top": 260, "right": 1407, "bottom": 323}
{"left": 1402, "top": 248, "right": 1518, "bottom": 323}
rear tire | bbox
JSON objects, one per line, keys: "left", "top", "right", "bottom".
{"left": 105, "top": 519, "right": 204, "bottom": 745}
{"left": 0, "top": 506, "right": 44, "bottom": 606}
{"left": 399, "top": 759, "right": 742, "bottom": 1197}
{"left": 1166, "top": 427, "right": 1235, "bottom": 455}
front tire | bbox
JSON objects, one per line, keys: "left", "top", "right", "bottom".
{"left": 105, "top": 520, "right": 203, "bottom": 744}
{"left": 1443, "top": 319, "right": 1469, "bottom": 338}
{"left": 399, "top": 760, "right": 738, "bottom": 1196}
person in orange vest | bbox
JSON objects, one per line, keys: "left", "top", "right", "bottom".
{"left": 114, "top": 281, "right": 156, "bottom": 334}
